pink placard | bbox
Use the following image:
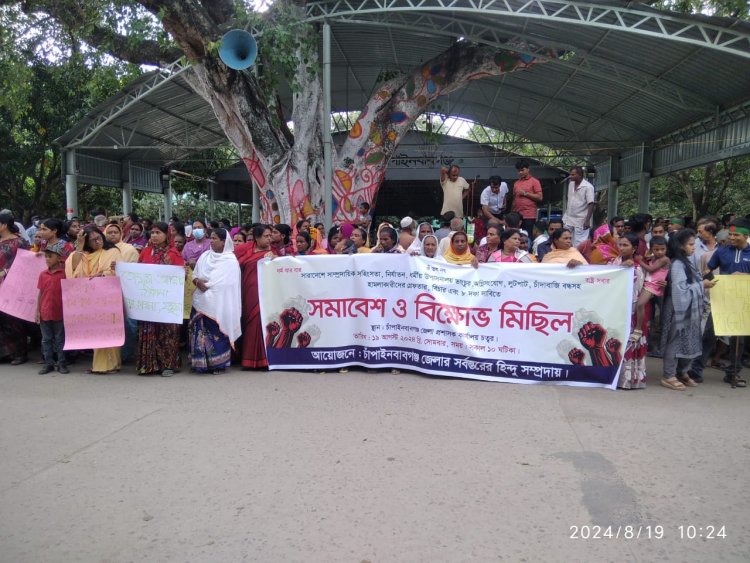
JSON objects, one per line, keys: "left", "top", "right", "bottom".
{"left": 61, "top": 276, "right": 125, "bottom": 350}
{"left": 0, "top": 249, "right": 48, "bottom": 322}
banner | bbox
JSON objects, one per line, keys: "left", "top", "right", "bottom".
{"left": 258, "top": 256, "right": 634, "bottom": 389}
{"left": 116, "top": 262, "right": 185, "bottom": 324}
{"left": 61, "top": 276, "right": 125, "bottom": 350}
{"left": 710, "top": 275, "right": 750, "bottom": 336}
{"left": 0, "top": 249, "right": 48, "bottom": 322}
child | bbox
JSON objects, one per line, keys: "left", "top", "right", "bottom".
{"left": 610, "top": 232, "right": 646, "bottom": 389}
{"left": 630, "top": 235, "right": 670, "bottom": 342}
{"left": 36, "top": 242, "right": 68, "bottom": 374}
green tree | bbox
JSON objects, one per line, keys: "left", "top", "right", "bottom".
{"left": 2, "top": 0, "right": 562, "bottom": 225}
{"left": 0, "top": 7, "right": 141, "bottom": 221}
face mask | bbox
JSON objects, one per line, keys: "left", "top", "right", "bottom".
{"left": 193, "top": 228, "right": 205, "bottom": 239}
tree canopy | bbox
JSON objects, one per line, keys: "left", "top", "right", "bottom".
{"left": 2, "top": 0, "right": 561, "bottom": 225}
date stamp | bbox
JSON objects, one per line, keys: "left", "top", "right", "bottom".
{"left": 569, "top": 525, "right": 727, "bottom": 540}
{"left": 570, "top": 525, "right": 665, "bottom": 540}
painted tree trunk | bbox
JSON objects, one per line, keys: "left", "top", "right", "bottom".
{"left": 188, "top": 41, "right": 556, "bottom": 225}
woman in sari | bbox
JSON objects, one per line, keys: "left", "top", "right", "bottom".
{"left": 325, "top": 226, "right": 343, "bottom": 254}
{"left": 36, "top": 218, "right": 74, "bottom": 259}
{"left": 137, "top": 222, "right": 184, "bottom": 376}
{"left": 104, "top": 222, "right": 140, "bottom": 262}
{"left": 541, "top": 228, "right": 588, "bottom": 267}
{"left": 420, "top": 234, "right": 441, "bottom": 260}
{"left": 125, "top": 222, "right": 147, "bottom": 251}
{"left": 0, "top": 212, "right": 31, "bottom": 364}
{"left": 489, "top": 229, "right": 535, "bottom": 263}
{"left": 190, "top": 228, "right": 241, "bottom": 374}
{"left": 62, "top": 218, "right": 81, "bottom": 244}
{"left": 271, "top": 224, "right": 294, "bottom": 256}
{"left": 65, "top": 225, "right": 122, "bottom": 373}
{"left": 406, "top": 222, "right": 434, "bottom": 255}
{"left": 237, "top": 224, "right": 276, "bottom": 369}
{"left": 660, "top": 229, "right": 712, "bottom": 390}
{"left": 295, "top": 231, "right": 314, "bottom": 256}
{"left": 232, "top": 231, "right": 247, "bottom": 246}
{"left": 585, "top": 224, "right": 620, "bottom": 265}
{"left": 473, "top": 225, "right": 502, "bottom": 264}
{"left": 443, "top": 231, "right": 474, "bottom": 265}
{"left": 610, "top": 233, "right": 647, "bottom": 389}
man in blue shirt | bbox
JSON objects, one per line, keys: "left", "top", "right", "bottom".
{"left": 707, "top": 218, "right": 750, "bottom": 387}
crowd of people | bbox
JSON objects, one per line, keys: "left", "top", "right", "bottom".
{"left": 0, "top": 165, "right": 748, "bottom": 390}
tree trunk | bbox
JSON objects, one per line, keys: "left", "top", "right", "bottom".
{"left": 187, "top": 39, "right": 556, "bottom": 225}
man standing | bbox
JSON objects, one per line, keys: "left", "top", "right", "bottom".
{"left": 440, "top": 164, "right": 471, "bottom": 219}
{"left": 511, "top": 159, "right": 543, "bottom": 235}
{"left": 562, "top": 165, "right": 595, "bottom": 246}
{"left": 706, "top": 218, "right": 750, "bottom": 387}
{"left": 479, "top": 175, "right": 508, "bottom": 225}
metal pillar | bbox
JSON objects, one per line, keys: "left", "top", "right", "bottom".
{"left": 64, "top": 150, "right": 78, "bottom": 220}
{"left": 322, "top": 22, "right": 333, "bottom": 231}
{"left": 638, "top": 173, "right": 651, "bottom": 213}
{"left": 122, "top": 182, "right": 132, "bottom": 216}
{"left": 607, "top": 182, "right": 619, "bottom": 219}
{"left": 208, "top": 181, "right": 216, "bottom": 219}
{"left": 164, "top": 177, "right": 172, "bottom": 221}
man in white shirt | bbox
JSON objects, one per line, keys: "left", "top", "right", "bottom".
{"left": 562, "top": 166, "right": 595, "bottom": 246}
{"left": 479, "top": 175, "right": 508, "bottom": 225}
{"left": 439, "top": 164, "right": 471, "bottom": 219}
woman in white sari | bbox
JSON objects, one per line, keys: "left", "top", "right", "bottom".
{"left": 406, "top": 222, "right": 435, "bottom": 255}
{"left": 190, "top": 228, "right": 242, "bottom": 374}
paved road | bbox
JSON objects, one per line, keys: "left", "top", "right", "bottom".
{"left": 0, "top": 357, "right": 748, "bottom": 562}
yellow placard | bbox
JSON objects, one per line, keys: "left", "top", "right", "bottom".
{"left": 711, "top": 275, "right": 750, "bottom": 336}
{"left": 183, "top": 266, "right": 195, "bottom": 320}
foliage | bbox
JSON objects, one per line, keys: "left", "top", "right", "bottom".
{"left": 648, "top": 0, "right": 748, "bottom": 18}
{"left": 616, "top": 157, "right": 750, "bottom": 220}
{"left": 468, "top": 123, "right": 580, "bottom": 171}
{"left": 0, "top": 3, "right": 145, "bottom": 221}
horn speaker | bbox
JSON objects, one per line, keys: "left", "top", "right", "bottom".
{"left": 219, "top": 29, "right": 258, "bottom": 70}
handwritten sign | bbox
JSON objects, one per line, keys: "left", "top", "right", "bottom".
{"left": 61, "top": 276, "right": 125, "bottom": 350}
{"left": 116, "top": 262, "right": 185, "bottom": 324}
{"left": 0, "top": 249, "right": 48, "bottom": 322}
{"left": 183, "top": 266, "right": 195, "bottom": 319}
{"left": 711, "top": 275, "right": 750, "bottom": 336}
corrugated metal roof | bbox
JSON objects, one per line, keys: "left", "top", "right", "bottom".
{"left": 57, "top": 1, "right": 750, "bottom": 169}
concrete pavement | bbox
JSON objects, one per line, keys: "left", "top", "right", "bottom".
{"left": 0, "top": 356, "right": 748, "bottom": 562}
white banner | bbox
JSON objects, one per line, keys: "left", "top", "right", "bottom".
{"left": 115, "top": 262, "right": 185, "bottom": 324}
{"left": 258, "top": 255, "right": 634, "bottom": 389}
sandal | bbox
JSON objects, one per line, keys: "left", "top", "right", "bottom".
{"left": 660, "top": 377, "right": 686, "bottom": 391}
{"left": 10, "top": 357, "right": 28, "bottom": 366}
{"left": 723, "top": 374, "right": 747, "bottom": 388}
{"left": 160, "top": 369, "right": 174, "bottom": 377}
{"left": 677, "top": 374, "right": 698, "bottom": 388}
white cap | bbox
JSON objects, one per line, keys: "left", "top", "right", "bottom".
{"left": 400, "top": 216, "right": 414, "bottom": 229}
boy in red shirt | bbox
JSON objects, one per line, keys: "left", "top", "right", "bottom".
{"left": 36, "top": 242, "right": 68, "bottom": 374}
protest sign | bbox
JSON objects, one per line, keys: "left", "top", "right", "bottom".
{"left": 61, "top": 276, "right": 125, "bottom": 350}
{"left": 116, "top": 262, "right": 185, "bottom": 324}
{"left": 0, "top": 249, "right": 48, "bottom": 322}
{"left": 710, "top": 275, "right": 750, "bottom": 336}
{"left": 258, "top": 255, "right": 633, "bottom": 389}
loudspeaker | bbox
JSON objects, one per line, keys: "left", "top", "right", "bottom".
{"left": 219, "top": 30, "right": 258, "bottom": 70}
